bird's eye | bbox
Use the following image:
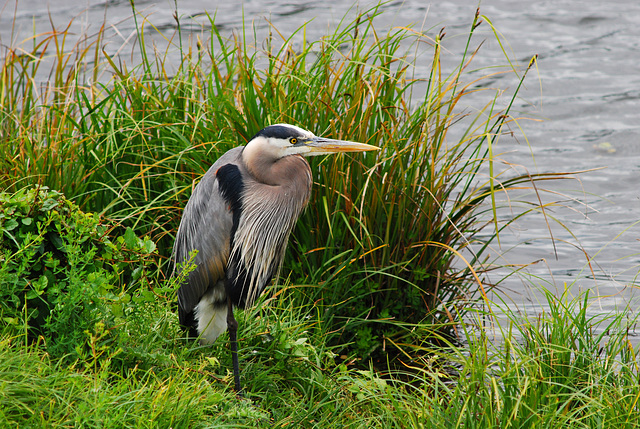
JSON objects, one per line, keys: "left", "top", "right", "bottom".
{"left": 290, "top": 137, "right": 298, "bottom": 145}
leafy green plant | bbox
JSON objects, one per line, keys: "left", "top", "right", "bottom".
{"left": 0, "top": 186, "right": 156, "bottom": 362}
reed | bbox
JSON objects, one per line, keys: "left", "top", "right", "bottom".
{"left": 0, "top": 3, "right": 565, "bottom": 363}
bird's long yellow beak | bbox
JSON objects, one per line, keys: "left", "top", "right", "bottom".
{"left": 302, "top": 137, "right": 379, "bottom": 156}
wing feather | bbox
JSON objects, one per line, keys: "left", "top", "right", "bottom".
{"left": 173, "top": 147, "right": 244, "bottom": 325}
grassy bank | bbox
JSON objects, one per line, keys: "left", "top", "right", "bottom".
{"left": 1, "top": 2, "right": 638, "bottom": 427}
{"left": 1, "top": 286, "right": 638, "bottom": 427}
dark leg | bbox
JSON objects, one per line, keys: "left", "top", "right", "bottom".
{"left": 226, "top": 297, "right": 242, "bottom": 394}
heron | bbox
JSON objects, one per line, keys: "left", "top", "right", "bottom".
{"left": 172, "top": 124, "right": 378, "bottom": 393}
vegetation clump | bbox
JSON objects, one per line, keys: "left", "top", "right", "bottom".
{"left": 0, "top": 4, "right": 547, "bottom": 364}
{"left": 0, "top": 186, "right": 156, "bottom": 362}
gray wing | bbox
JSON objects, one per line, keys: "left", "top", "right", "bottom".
{"left": 173, "top": 147, "right": 244, "bottom": 321}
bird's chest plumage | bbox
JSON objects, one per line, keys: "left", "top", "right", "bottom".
{"left": 218, "top": 156, "right": 312, "bottom": 308}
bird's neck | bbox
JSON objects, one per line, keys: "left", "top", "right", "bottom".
{"left": 242, "top": 142, "right": 276, "bottom": 185}
{"left": 242, "top": 144, "right": 309, "bottom": 188}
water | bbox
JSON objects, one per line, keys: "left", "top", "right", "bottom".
{"left": 2, "top": 0, "right": 639, "bottom": 328}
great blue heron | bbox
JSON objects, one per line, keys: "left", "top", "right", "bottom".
{"left": 172, "top": 124, "right": 378, "bottom": 393}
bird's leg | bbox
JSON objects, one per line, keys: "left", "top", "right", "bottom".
{"left": 226, "top": 296, "right": 242, "bottom": 394}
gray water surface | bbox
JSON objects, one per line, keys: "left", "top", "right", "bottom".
{"left": 2, "top": 0, "right": 639, "bottom": 325}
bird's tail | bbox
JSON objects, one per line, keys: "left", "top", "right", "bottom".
{"left": 194, "top": 300, "right": 228, "bottom": 345}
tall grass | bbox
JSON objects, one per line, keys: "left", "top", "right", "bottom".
{"left": 0, "top": 4, "right": 571, "bottom": 364}
{"left": 424, "top": 287, "right": 640, "bottom": 428}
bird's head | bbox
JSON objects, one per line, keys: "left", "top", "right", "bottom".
{"left": 245, "top": 124, "right": 379, "bottom": 161}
